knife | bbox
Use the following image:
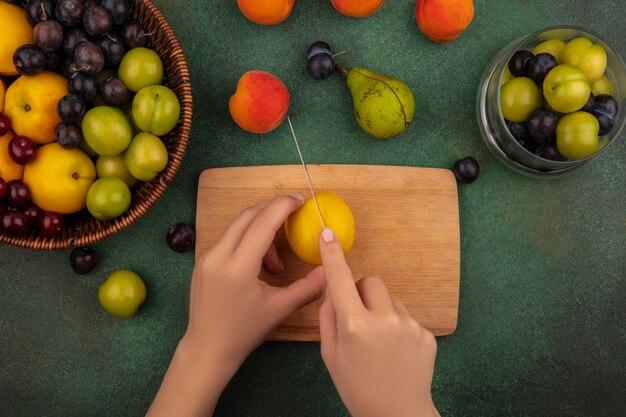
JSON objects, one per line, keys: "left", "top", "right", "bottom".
{"left": 286, "top": 116, "right": 326, "bottom": 229}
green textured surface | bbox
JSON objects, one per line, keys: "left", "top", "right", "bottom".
{"left": 1, "top": 0, "right": 625, "bottom": 416}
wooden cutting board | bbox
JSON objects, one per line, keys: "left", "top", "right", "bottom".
{"left": 195, "top": 165, "right": 460, "bottom": 341}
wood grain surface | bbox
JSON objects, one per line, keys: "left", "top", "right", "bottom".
{"left": 196, "top": 165, "right": 460, "bottom": 341}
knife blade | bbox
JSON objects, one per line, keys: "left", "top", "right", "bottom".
{"left": 287, "top": 116, "right": 326, "bottom": 229}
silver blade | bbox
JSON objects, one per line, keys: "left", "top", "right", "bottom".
{"left": 287, "top": 116, "right": 326, "bottom": 229}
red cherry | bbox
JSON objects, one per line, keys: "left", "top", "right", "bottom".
{"left": 0, "top": 177, "right": 7, "bottom": 200}
{"left": 1, "top": 211, "right": 28, "bottom": 235}
{"left": 6, "top": 180, "right": 31, "bottom": 209}
{"left": 39, "top": 211, "right": 65, "bottom": 238}
{"left": 0, "top": 113, "right": 11, "bottom": 137}
{"left": 9, "top": 136, "right": 38, "bottom": 165}
{"left": 23, "top": 204, "right": 44, "bottom": 230}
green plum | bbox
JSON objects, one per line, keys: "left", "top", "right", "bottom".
{"left": 500, "top": 77, "right": 543, "bottom": 122}
{"left": 86, "top": 177, "right": 132, "bottom": 221}
{"left": 532, "top": 39, "right": 566, "bottom": 63}
{"left": 543, "top": 65, "right": 591, "bottom": 114}
{"left": 556, "top": 111, "right": 599, "bottom": 160}
{"left": 591, "top": 75, "right": 612, "bottom": 96}
{"left": 132, "top": 85, "right": 181, "bottom": 136}
{"left": 118, "top": 47, "right": 163, "bottom": 92}
{"left": 124, "top": 132, "right": 169, "bottom": 181}
{"left": 82, "top": 106, "right": 133, "bottom": 156}
{"left": 561, "top": 37, "right": 607, "bottom": 83}
{"left": 96, "top": 154, "right": 139, "bottom": 188}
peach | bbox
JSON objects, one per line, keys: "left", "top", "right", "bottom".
{"left": 237, "top": 0, "right": 295, "bottom": 26}
{"left": 331, "top": 0, "right": 384, "bottom": 18}
{"left": 416, "top": 0, "right": 474, "bottom": 43}
{"left": 229, "top": 71, "right": 290, "bottom": 134}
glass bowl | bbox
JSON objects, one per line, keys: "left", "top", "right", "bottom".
{"left": 477, "top": 26, "right": 626, "bottom": 177}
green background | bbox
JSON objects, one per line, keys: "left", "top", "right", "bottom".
{"left": 1, "top": 0, "right": 625, "bottom": 416}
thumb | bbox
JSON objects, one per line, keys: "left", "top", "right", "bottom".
{"left": 273, "top": 266, "right": 326, "bottom": 315}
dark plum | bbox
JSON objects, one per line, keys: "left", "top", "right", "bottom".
{"left": 84, "top": 0, "right": 102, "bottom": 7}
{"left": 13, "top": 45, "right": 47, "bottom": 76}
{"left": 63, "top": 27, "right": 91, "bottom": 57}
{"left": 39, "top": 212, "right": 65, "bottom": 238}
{"left": 34, "top": 20, "right": 64, "bottom": 53}
{"left": 308, "top": 54, "right": 335, "bottom": 80}
{"left": 56, "top": 0, "right": 86, "bottom": 27}
{"left": 527, "top": 109, "right": 558, "bottom": 145}
{"left": 166, "top": 223, "right": 196, "bottom": 253}
{"left": 45, "top": 52, "right": 63, "bottom": 73}
{"left": 536, "top": 144, "right": 565, "bottom": 161}
{"left": 101, "top": 0, "right": 130, "bottom": 26}
{"left": 99, "top": 33, "right": 125, "bottom": 67}
{"left": 83, "top": 6, "right": 113, "bottom": 38}
{"left": 101, "top": 77, "right": 128, "bottom": 107}
{"left": 453, "top": 157, "right": 480, "bottom": 184}
{"left": 74, "top": 42, "right": 105, "bottom": 74}
{"left": 581, "top": 93, "right": 595, "bottom": 113}
{"left": 527, "top": 53, "right": 557, "bottom": 86}
{"left": 56, "top": 124, "right": 84, "bottom": 149}
{"left": 8, "top": 136, "right": 38, "bottom": 165}
{"left": 63, "top": 57, "right": 81, "bottom": 78}
{"left": 307, "top": 41, "right": 332, "bottom": 59}
{"left": 595, "top": 113, "right": 614, "bottom": 136}
{"left": 57, "top": 94, "right": 87, "bottom": 125}
{"left": 26, "top": 0, "right": 55, "bottom": 25}
{"left": 593, "top": 95, "right": 618, "bottom": 119}
{"left": 6, "top": 180, "right": 31, "bottom": 209}
{"left": 1, "top": 211, "right": 28, "bottom": 235}
{"left": 70, "top": 247, "right": 98, "bottom": 274}
{"left": 120, "top": 22, "right": 149, "bottom": 49}
{"left": 69, "top": 72, "right": 99, "bottom": 101}
{"left": 508, "top": 50, "right": 534, "bottom": 77}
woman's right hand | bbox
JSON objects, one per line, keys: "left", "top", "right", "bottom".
{"left": 318, "top": 227, "right": 440, "bottom": 417}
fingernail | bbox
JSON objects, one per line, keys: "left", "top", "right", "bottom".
{"left": 291, "top": 194, "right": 305, "bottom": 201}
{"left": 321, "top": 227, "right": 335, "bottom": 242}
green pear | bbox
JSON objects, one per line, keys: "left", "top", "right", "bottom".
{"left": 344, "top": 66, "right": 415, "bottom": 139}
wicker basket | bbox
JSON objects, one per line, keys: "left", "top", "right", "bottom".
{"left": 0, "top": 0, "right": 192, "bottom": 250}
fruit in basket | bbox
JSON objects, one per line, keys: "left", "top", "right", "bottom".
{"left": 99, "top": 34, "right": 126, "bottom": 68}
{"left": 0, "top": 2, "right": 34, "bottom": 76}
{"left": 56, "top": 123, "right": 84, "bottom": 149}
{"left": 132, "top": 85, "right": 181, "bottom": 135}
{"left": 56, "top": 0, "right": 87, "bottom": 28}
{"left": 0, "top": 130, "right": 25, "bottom": 181}
{"left": 69, "top": 73, "right": 100, "bottom": 101}
{"left": 561, "top": 37, "right": 607, "bottom": 83}
{"left": 34, "top": 20, "right": 64, "bottom": 54}
{"left": 1, "top": 211, "right": 28, "bottom": 235}
{"left": 118, "top": 47, "right": 164, "bottom": 92}
{"left": 39, "top": 211, "right": 65, "bottom": 237}
{"left": 96, "top": 154, "right": 138, "bottom": 188}
{"left": 102, "top": 0, "right": 131, "bottom": 26}
{"left": 591, "top": 75, "right": 611, "bottom": 96}
{"left": 343, "top": 66, "right": 415, "bottom": 139}
{"left": 98, "top": 269, "right": 146, "bottom": 319}
{"left": 500, "top": 77, "right": 543, "bottom": 123}
{"left": 555, "top": 111, "right": 599, "bottom": 160}
{"left": 4, "top": 72, "right": 69, "bottom": 145}
{"left": 332, "top": 0, "right": 384, "bottom": 18}
{"left": 57, "top": 94, "right": 87, "bottom": 125}
{"left": 23, "top": 204, "right": 44, "bottom": 230}
{"left": 527, "top": 53, "right": 558, "bottom": 85}
{"left": 120, "top": 22, "right": 149, "bottom": 50}
{"left": 508, "top": 50, "right": 534, "bottom": 77}
{"left": 23, "top": 143, "right": 96, "bottom": 214}
{"left": 82, "top": 106, "right": 133, "bottom": 156}
{"left": 86, "top": 177, "right": 131, "bottom": 220}
{"left": 26, "top": 1, "right": 55, "bottom": 25}
{"left": 13, "top": 45, "right": 47, "bottom": 76}
{"left": 237, "top": 0, "right": 295, "bottom": 25}
{"left": 229, "top": 70, "right": 290, "bottom": 134}
{"left": 285, "top": 192, "right": 355, "bottom": 265}
{"left": 83, "top": 6, "right": 114, "bottom": 38}
{"left": 9, "top": 136, "right": 38, "bottom": 165}
{"left": 6, "top": 180, "right": 31, "bottom": 209}
{"left": 0, "top": 112, "right": 10, "bottom": 136}
{"left": 74, "top": 42, "right": 106, "bottom": 75}
{"left": 533, "top": 39, "right": 566, "bottom": 63}
{"left": 542, "top": 65, "right": 591, "bottom": 114}
{"left": 124, "top": 132, "right": 169, "bottom": 181}
{"left": 416, "top": 0, "right": 474, "bottom": 42}
{"left": 101, "top": 78, "right": 129, "bottom": 107}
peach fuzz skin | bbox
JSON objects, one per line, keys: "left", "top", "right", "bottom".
{"left": 416, "top": 0, "right": 474, "bottom": 43}
{"left": 229, "top": 71, "right": 290, "bottom": 134}
{"left": 237, "top": 0, "right": 295, "bottom": 26}
{"left": 331, "top": 0, "right": 384, "bottom": 18}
